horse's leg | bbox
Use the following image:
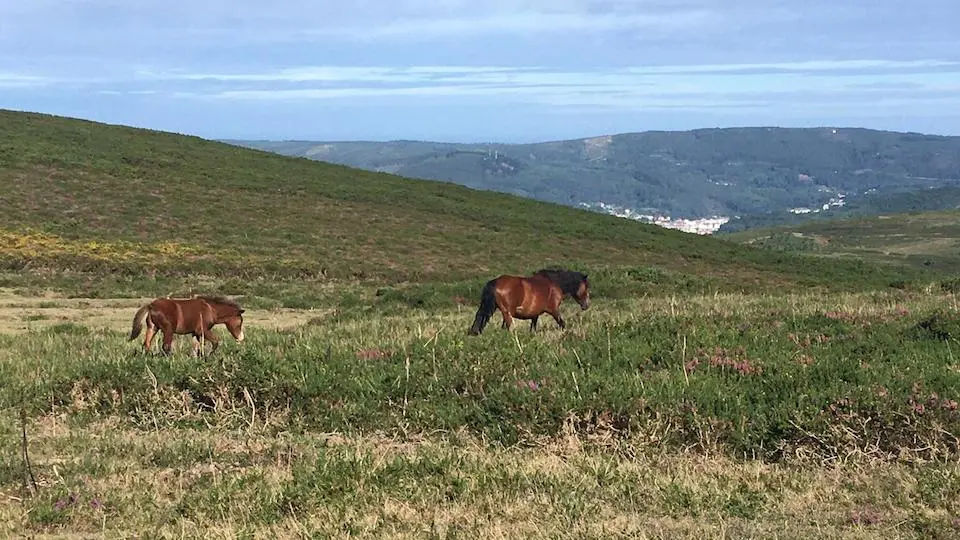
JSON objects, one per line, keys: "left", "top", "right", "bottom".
{"left": 500, "top": 308, "right": 513, "bottom": 330}
{"left": 530, "top": 316, "right": 539, "bottom": 332}
{"left": 548, "top": 308, "right": 566, "bottom": 329}
{"left": 202, "top": 328, "right": 220, "bottom": 355}
{"left": 143, "top": 316, "right": 156, "bottom": 353}
{"left": 160, "top": 324, "right": 175, "bottom": 355}
{"left": 143, "top": 326, "right": 155, "bottom": 352}
{"left": 162, "top": 326, "right": 174, "bottom": 356}
{"left": 191, "top": 320, "right": 207, "bottom": 357}
{"left": 496, "top": 293, "right": 514, "bottom": 331}
{"left": 546, "top": 290, "right": 567, "bottom": 330}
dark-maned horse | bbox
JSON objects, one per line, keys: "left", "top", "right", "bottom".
{"left": 468, "top": 268, "right": 591, "bottom": 335}
{"left": 129, "top": 295, "right": 245, "bottom": 356}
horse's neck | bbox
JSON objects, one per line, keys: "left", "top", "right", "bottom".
{"left": 205, "top": 303, "right": 227, "bottom": 321}
{"left": 533, "top": 274, "right": 565, "bottom": 293}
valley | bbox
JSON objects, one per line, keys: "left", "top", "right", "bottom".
{"left": 230, "top": 127, "right": 960, "bottom": 235}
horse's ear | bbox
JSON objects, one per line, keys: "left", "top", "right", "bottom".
{"left": 583, "top": 274, "right": 588, "bottom": 281}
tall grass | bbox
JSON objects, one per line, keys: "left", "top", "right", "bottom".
{"left": 4, "top": 288, "right": 958, "bottom": 461}
{"left": 2, "top": 287, "right": 960, "bottom": 537}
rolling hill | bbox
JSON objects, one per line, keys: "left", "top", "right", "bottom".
{"left": 229, "top": 127, "right": 960, "bottom": 223}
{"left": 0, "top": 109, "right": 937, "bottom": 296}
{"left": 716, "top": 185, "right": 960, "bottom": 233}
{"left": 725, "top": 209, "right": 960, "bottom": 274}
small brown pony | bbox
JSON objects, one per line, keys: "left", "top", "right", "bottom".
{"left": 129, "top": 295, "right": 245, "bottom": 356}
{"left": 468, "top": 268, "right": 591, "bottom": 335}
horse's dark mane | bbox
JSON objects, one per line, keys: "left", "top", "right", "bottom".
{"left": 533, "top": 268, "right": 588, "bottom": 296}
{"left": 196, "top": 295, "right": 242, "bottom": 311}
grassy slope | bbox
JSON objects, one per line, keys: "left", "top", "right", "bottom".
{"left": 717, "top": 185, "right": 960, "bottom": 233}
{"left": 0, "top": 110, "right": 931, "bottom": 297}
{"left": 725, "top": 210, "right": 960, "bottom": 273}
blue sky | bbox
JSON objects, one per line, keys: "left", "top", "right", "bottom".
{"left": 2, "top": 0, "right": 959, "bottom": 142}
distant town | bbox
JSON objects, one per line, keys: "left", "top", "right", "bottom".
{"left": 579, "top": 202, "right": 730, "bottom": 235}
{"left": 789, "top": 193, "right": 847, "bottom": 215}
{"left": 582, "top": 189, "right": 853, "bottom": 235}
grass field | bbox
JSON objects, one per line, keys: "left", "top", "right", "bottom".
{"left": 2, "top": 286, "right": 960, "bottom": 538}
{"left": 2, "top": 110, "right": 960, "bottom": 538}
{"left": 725, "top": 210, "right": 960, "bottom": 273}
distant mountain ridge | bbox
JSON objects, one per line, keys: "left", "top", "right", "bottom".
{"left": 228, "top": 127, "right": 960, "bottom": 228}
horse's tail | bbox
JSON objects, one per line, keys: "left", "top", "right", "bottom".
{"left": 468, "top": 279, "right": 498, "bottom": 336}
{"left": 128, "top": 304, "right": 151, "bottom": 341}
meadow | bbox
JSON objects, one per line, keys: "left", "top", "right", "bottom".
{"left": 1, "top": 110, "right": 960, "bottom": 538}
{"left": 2, "top": 281, "right": 960, "bottom": 538}
{"left": 726, "top": 210, "right": 960, "bottom": 273}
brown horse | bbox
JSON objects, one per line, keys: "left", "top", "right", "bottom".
{"left": 468, "top": 268, "right": 591, "bottom": 335}
{"left": 129, "top": 295, "right": 245, "bottom": 356}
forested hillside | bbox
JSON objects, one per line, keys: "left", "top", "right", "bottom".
{"left": 231, "top": 127, "right": 960, "bottom": 220}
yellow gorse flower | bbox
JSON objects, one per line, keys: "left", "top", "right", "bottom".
{"left": 0, "top": 229, "right": 205, "bottom": 265}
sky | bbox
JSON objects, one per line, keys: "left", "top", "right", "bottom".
{"left": 1, "top": 0, "right": 959, "bottom": 143}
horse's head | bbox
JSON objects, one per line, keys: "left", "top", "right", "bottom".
{"left": 574, "top": 274, "right": 591, "bottom": 310}
{"left": 200, "top": 295, "right": 246, "bottom": 342}
{"left": 534, "top": 268, "right": 592, "bottom": 310}
{"left": 226, "top": 309, "right": 245, "bottom": 342}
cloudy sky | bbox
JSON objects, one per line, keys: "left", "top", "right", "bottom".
{"left": 1, "top": 0, "right": 958, "bottom": 142}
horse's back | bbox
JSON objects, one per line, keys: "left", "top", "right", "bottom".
{"left": 149, "top": 298, "right": 177, "bottom": 318}
{"left": 494, "top": 274, "right": 556, "bottom": 311}
{"left": 149, "top": 297, "right": 210, "bottom": 332}
{"left": 493, "top": 274, "right": 527, "bottom": 295}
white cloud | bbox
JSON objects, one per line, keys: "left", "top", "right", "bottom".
{"left": 154, "top": 59, "right": 960, "bottom": 114}
{"left": 0, "top": 72, "right": 50, "bottom": 87}
{"left": 618, "top": 59, "right": 960, "bottom": 74}
{"left": 146, "top": 59, "right": 960, "bottom": 86}
{"left": 14, "top": 58, "right": 960, "bottom": 106}
{"left": 187, "top": 85, "right": 775, "bottom": 113}
{"left": 149, "top": 66, "right": 531, "bottom": 83}
{"left": 0, "top": 0, "right": 726, "bottom": 45}
{"left": 309, "top": 9, "right": 715, "bottom": 40}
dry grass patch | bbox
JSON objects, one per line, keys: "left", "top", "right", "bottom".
{"left": 0, "top": 289, "right": 323, "bottom": 336}
{"left": 2, "top": 416, "right": 959, "bottom": 539}
{"left": 1, "top": 288, "right": 959, "bottom": 537}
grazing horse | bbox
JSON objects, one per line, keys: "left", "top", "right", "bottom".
{"left": 128, "top": 295, "right": 245, "bottom": 356}
{"left": 468, "top": 268, "right": 591, "bottom": 335}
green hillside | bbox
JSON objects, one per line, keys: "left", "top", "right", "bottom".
{"left": 230, "top": 127, "right": 960, "bottom": 220}
{"left": 718, "top": 185, "right": 960, "bottom": 233}
{"left": 0, "top": 110, "right": 933, "bottom": 298}
{"left": 725, "top": 209, "right": 960, "bottom": 273}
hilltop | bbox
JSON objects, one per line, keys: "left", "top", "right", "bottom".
{"left": 229, "top": 127, "right": 960, "bottom": 222}
{"left": 0, "top": 109, "right": 934, "bottom": 297}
